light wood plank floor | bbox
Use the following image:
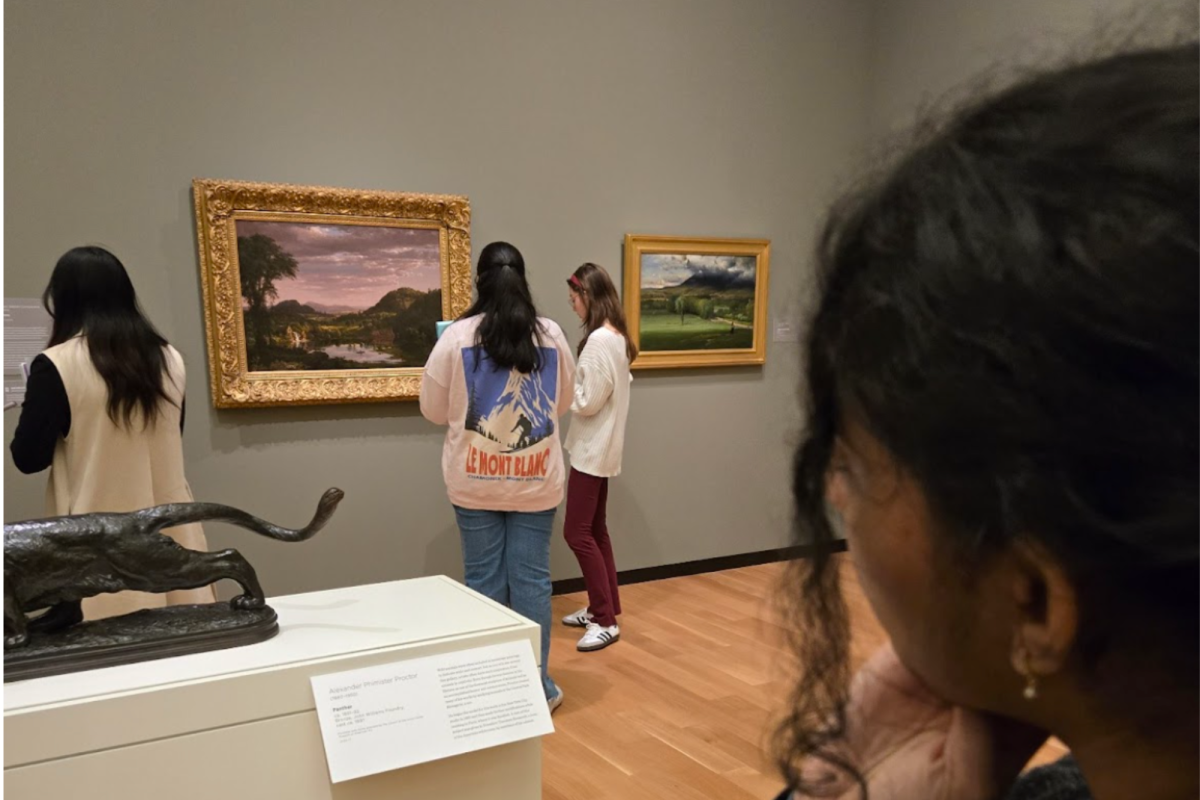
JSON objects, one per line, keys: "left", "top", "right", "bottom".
{"left": 543, "top": 556, "right": 1066, "bottom": 800}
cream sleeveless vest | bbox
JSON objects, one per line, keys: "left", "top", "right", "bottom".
{"left": 42, "top": 336, "right": 215, "bottom": 619}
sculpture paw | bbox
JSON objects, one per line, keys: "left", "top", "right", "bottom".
{"left": 231, "top": 594, "right": 265, "bottom": 611}
{"left": 5, "top": 633, "right": 29, "bottom": 649}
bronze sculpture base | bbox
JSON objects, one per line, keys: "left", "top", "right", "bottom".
{"left": 4, "top": 604, "right": 278, "bottom": 683}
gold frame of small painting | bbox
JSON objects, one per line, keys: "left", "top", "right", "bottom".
{"left": 192, "top": 178, "right": 472, "bottom": 408}
{"left": 622, "top": 234, "right": 770, "bottom": 369}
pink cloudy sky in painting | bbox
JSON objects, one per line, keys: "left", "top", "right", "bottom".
{"left": 236, "top": 220, "right": 441, "bottom": 311}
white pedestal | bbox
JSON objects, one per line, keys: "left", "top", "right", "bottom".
{"left": 4, "top": 576, "right": 546, "bottom": 799}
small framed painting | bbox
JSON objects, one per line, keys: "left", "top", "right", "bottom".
{"left": 623, "top": 234, "right": 770, "bottom": 369}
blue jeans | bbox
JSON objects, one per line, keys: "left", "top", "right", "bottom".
{"left": 452, "top": 506, "right": 559, "bottom": 700}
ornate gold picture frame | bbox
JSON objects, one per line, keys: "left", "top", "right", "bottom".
{"left": 192, "top": 179, "right": 471, "bottom": 408}
{"left": 623, "top": 234, "right": 770, "bottom": 369}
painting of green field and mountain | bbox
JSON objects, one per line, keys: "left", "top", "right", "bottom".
{"left": 236, "top": 220, "right": 443, "bottom": 372}
{"left": 639, "top": 253, "right": 757, "bottom": 351}
{"left": 623, "top": 235, "right": 770, "bottom": 369}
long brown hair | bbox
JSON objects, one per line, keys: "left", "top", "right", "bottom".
{"left": 567, "top": 263, "right": 638, "bottom": 362}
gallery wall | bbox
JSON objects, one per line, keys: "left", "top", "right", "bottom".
{"left": 3, "top": 0, "right": 874, "bottom": 595}
{"left": 4, "top": 0, "right": 1185, "bottom": 597}
{"left": 868, "top": 0, "right": 1188, "bottom": 138}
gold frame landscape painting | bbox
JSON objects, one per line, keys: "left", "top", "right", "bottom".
{"left": 193, "top": 179, "right": 472, "bottom": 408}
{"left": 623, "top": 234, "right": 770, "bottom": 369}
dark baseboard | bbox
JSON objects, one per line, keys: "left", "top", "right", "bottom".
{"left": 551, "top": 539, "right": 847, "bottom": 596}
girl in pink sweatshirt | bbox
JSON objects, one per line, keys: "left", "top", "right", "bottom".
{"left": 420, "top": 241, "right": 575, "bottom": 712}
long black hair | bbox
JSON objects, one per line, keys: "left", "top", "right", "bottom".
{"left": 43, "top": 246, "right": 177, "bottom": 429}
{"left": 779, "top": 42, "right": 1199, "bottom": 794}
{"left": 460, "top": 241, "right": 544, "bottom": 373}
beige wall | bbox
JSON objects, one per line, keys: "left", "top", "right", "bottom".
{"left": 3, "top": 0, "right": 873, "bottom": 595}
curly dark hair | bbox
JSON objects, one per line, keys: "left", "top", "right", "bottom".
{"left": 777, "top": 41, "right": 1199, "bottom": 795}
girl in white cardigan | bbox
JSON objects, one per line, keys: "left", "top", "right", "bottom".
{"left": 561, "top": 263, "right": 636, "bottom": 651}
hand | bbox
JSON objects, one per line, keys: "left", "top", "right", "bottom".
{"left": 795, "top": 643, "right": 1047, "bottom": 800}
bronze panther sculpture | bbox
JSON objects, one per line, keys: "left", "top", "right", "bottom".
{"left": 4, "top": 488, "right": 344, "bottom": 649}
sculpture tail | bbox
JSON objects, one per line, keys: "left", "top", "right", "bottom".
{"left": 137, "top": 488, "right": 345, "bottom": 543}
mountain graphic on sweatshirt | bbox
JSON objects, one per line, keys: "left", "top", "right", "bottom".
{"left": 462, "top": 346, "right": 558, "bottom": 452}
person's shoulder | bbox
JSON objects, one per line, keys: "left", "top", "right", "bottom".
{"left": 591, "top": 327, "right": 628, "bottom": 360}
{"left": 537, "top": 316, "right": 564, "bottom": 333}
{"left": 42, "top": 335, "right": 86, "bottom": 364}
{"left": 27, "top": 352, "right": 60, "bottom": 380}
{"left": 538, "top": 317, "right": 569, "bottom": 341}
{"left": 592, "top": 327, "right": 625, "bottom": 344}
{"left": 444, "top": 316, "right": 480, "bottom": 343}
{"left": 43, "top": 336, "right": 82, "bottom": 356}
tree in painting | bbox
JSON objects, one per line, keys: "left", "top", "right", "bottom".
{"left": 640, "top": 254, "right": 757, "bottom": 351}
{"left": 239, "top": 234, "right": 299, "bottom": 350}
{"left": 235, "top": 221, "right": 444, "bottom": 372}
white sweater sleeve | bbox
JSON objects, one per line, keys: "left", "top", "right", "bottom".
{"left": 571, "top": 339, "right": 614, "bottom": 417}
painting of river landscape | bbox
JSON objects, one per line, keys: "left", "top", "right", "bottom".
{"left": 235, "top": 220, "right": 443, "bottom": 372}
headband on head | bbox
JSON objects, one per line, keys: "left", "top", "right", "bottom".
{"left": 568, "top": 274, "right": 584, "bottom": 290}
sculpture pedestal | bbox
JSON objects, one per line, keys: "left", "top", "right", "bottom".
{"left": 4, "top": 576, "right": 546, "bottom": 800}
{"left": 4, "top": 604, "right": 278, "bottom": 682}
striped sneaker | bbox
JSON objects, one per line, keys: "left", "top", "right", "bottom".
{"left": 561, "top": 607, "right": 594, "bottom": 628}
{"left": 576, "top": 623, "right": 620, "bottom": 652}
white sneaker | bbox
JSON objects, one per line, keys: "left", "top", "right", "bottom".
{"left": 576, "top": 623, "right": 620, "bottom": 652}
{"left": 548, "top": 688, "right": 564, "bottom": 715}
{"left": 561, "top": 607, "right": 594, "bottom": 628}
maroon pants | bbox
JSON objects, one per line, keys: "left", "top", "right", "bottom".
{"left": 563, "top": 468, "right": 622, "bottom": 627}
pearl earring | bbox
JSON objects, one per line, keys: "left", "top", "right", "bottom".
{"left": 1020, "top": 650, "right": 1039, "bottom": 701}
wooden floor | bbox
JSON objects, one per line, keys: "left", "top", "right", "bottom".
{"left": 543, "top": 556, "right": 1066, "bottom": 799}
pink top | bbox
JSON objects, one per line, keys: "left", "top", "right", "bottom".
{"left": 420, "top": 315, "right": 576, "bottom": 512}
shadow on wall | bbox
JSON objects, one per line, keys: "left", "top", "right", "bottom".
{"left": 206, "top": 402, "right": 428, "bottom": 455}
{"left": 424, "top": 521, "right": 466, "bottom": 583}
{"left": 628, "top": 364, "right": 769, "bottom": 389}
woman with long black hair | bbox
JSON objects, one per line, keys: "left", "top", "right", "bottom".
{"left": 776, "top": 42, "right": 1197, "bottom": 800}
{"left": 11, "top": 246, "right": 215, "bottom": 620}
{"left": 421, "top": 241, "right": 576, "bottom": 712}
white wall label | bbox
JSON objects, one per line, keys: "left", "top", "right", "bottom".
{"left": 773, "top": 319, "right": 799, "bottom": 342}
{"left": 4, "top": 299, "right": 52, "bottom": 406}
{"left": 4, "top": 297, "right": 51, "bottom": 407}
{"left": 310, "top": 639, "right": 553, "bottom": 783}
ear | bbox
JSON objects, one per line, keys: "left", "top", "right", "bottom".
{"left": 1008, "top": 539, "right": 1079, "bottom": 678}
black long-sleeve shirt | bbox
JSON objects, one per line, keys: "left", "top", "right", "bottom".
{"left": 10, "top": 354, "right": 185, "bottom": 474}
